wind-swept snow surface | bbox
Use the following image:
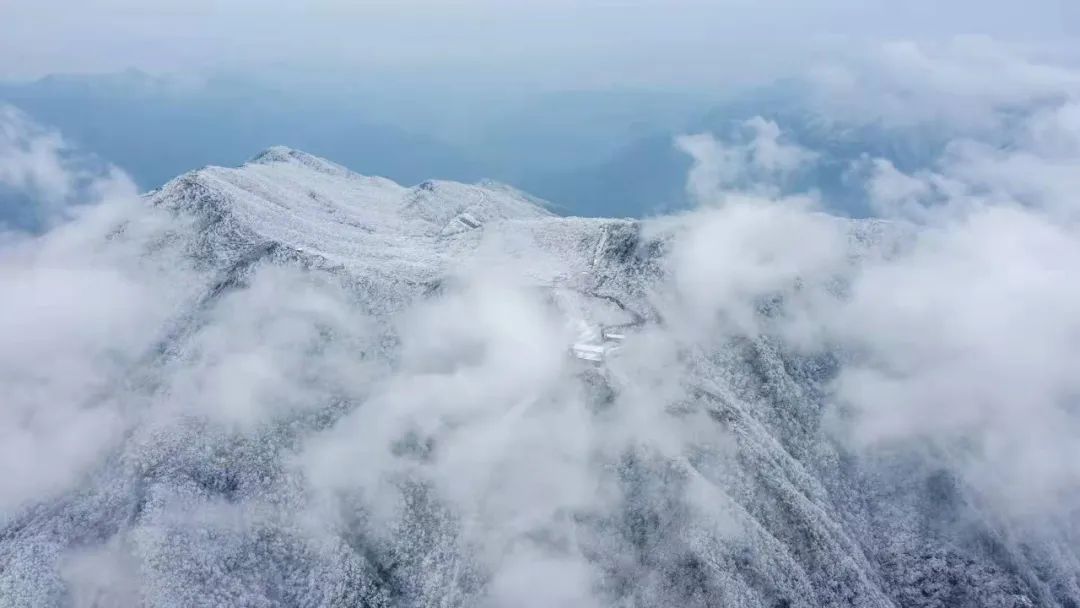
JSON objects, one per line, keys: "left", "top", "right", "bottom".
{"left": 2, "top": 124, "right": 1079, "bottom": 607}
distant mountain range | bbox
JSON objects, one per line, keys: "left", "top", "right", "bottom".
{"left": 0, "top": 72, "right": 948, "bottom": 221}
{"left": 0, "top": 71, "right": 484, "bottom": 189}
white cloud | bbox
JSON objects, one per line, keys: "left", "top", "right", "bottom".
{"left": 676, "top": 118, "right": 817, "bottom": 203}
{"left": 0, "top": 153, "right": 179, "bottom": 514}
{"left": 0, "top": 106, "right": 73, "bottom": 205}
{"left": 668, "top": 41, "right": 1080, "bottom": 521}
{"left": 810, "top": 36, "right": 1080, "bottom": 132}
{"left": 0, "top": 104, "right": 137, "bottom": 231}
{"left": 657, "top": 197, "right": 846, "bottom": 340}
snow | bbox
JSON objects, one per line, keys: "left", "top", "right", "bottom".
{"left": 2, "top": 148, "right": 1076, "bottom": 608}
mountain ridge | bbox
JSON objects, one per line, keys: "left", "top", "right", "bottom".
{"left": 1, "top": 148, "right": 1076, "bottom": 608}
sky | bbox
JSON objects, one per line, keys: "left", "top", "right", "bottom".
{"left": 1, "top": 0, "right": 1076, "bottom": 87}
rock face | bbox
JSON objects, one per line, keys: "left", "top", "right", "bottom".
{"left": 1, "top": 148, "right": 1076, "bottom": 608}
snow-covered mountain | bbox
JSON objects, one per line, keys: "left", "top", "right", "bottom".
{"left": 1, "top": 148, "right": 1076, "bottom": 608}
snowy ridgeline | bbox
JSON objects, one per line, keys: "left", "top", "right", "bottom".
{"left": 1, "top": 148, "right": 1076, "bottom": 608}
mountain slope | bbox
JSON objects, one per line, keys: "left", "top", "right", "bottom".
{"left": 0, "top": 149, "right": 1076, "bottom": 608}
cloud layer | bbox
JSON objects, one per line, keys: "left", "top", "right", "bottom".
{"left": 672, "top": 39, "right": 1080, "bottom": 520}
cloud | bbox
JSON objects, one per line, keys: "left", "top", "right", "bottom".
{"left": 0, "top": 104, "right": 137, "bottom": 232}
{"left": 0, "top": 106, "right": 74, "bottom": 204}
{"left": 295, "top": 272, "right": 711, "bottom": 605}
{"left": 656, "top": 197, "right": 846, "bottom": 340}
{"left": 829, "top": 202, "right": 1080, "bottom": 516}
{"left": 828, "top": 81, "right": 1080, "bottom": 517}
{"left": 676, "top": 117, "right": 818, "bottom": 203}
{"left": 809, "top": 36, "right": 1080, "bottom": 132}
{"left": 666, "top": 39, "right": 1080, "bottom": 522}
{"left": 0, "top": 138, "right": 174, "bottom": 514}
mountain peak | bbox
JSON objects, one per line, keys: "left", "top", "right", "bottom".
{"left": 149, "top": 147, "right": 564, "bottom": 279}
{"left": 246, "top": 146, "right": 353, "bottom": 177}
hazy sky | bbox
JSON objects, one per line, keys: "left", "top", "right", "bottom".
{"left": 2, "top": 0, "right": 1076, "bottom": 87}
